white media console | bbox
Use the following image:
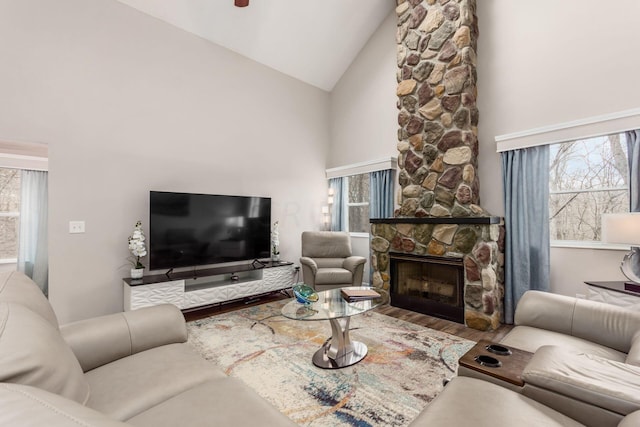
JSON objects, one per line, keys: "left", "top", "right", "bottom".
{"left": 123, "top": 261, "right": 296, "bottom": 311}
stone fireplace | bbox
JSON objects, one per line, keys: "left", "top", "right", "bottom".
{"left": 370, "top": 0, "right": 505, "bottom": 331}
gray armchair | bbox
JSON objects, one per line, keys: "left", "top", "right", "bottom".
{"left": 299, "top": 231, "right": 366, "bottom": 291}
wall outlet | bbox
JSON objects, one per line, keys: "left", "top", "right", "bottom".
{"left": 69, "top": 221, "right": 85, "bottom": 234}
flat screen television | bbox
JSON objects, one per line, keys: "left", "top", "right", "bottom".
{"left": 149, "top": 191, "right": 271, "bottom": 271}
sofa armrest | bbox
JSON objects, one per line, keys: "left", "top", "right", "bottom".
{"left": 515, "top": 291, "right": 640, "bottom": 352}
{"left": 60, "top": 304, "right": 187, "bottom": 372}
{"left": 342, "top": 256, "right": 366, "bottom": 273}
{"left": 523, "top": 345, "right": 640, "bottom": 416}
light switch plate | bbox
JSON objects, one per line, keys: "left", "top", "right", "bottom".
{"left": 69, "top": 221, "right": 85, "bottom": 234}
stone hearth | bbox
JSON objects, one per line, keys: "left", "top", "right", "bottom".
{"left": 370, "top": 0, "right": 505, "bottom": 331}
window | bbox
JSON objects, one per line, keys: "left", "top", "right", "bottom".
{"left": 326, "top": 157, "right": 396, "bottom": 234}
{"left": 346, "top": 173, "right": 370, "bottom": 233}
{"left": 549, "top": 133, "right": 629, "bottom": 243}
{"left": 0, "top": 168, "right": 21, "bottom": 263}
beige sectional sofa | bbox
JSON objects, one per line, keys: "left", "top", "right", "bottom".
{"left": 0, "top": 271, "right": 296, "bottom": 426}
{"left": 413, "top": 290, "right": 640, "bottom": 427}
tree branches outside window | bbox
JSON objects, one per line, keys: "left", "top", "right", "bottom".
{"left": 549, "top": 133, "right": 629, "bottom": 242}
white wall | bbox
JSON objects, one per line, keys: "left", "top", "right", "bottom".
{"left": 329, "top": 12, "right": 398, "bottom": 169}
{"left": 0, "top": 0, "right": 330, "bottom": 323}
{"left": 329, "top": 12, "right": 398, "bottom": 281}
{"left": 476, "top": 0, "right": 640, "bottom": 296}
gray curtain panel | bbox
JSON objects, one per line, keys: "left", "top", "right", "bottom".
{"left": 501, "top": 146, "right": 550, "bottom": 324}
{"left": 626, "top": 129, "right": 640, "bottom": 212}
{"left": 329, "top": 177, "right": 345, "bottom": 231}
{"left": 17, "top": 170, "right": 48, "bottom": 295}
{"left": 369, "top": 169, "right": 394, "bottom": 219}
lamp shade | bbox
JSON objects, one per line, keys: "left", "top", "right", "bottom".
{"left": 601, "top": 213, "right": 640, "bottom": 245}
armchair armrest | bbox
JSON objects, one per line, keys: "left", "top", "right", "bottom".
{"left": 299, "top": 257, "right": 317, "bottom": 274}
{"left": 342, "top": 256, "right": 366, "bottom": 273}
{"left": 60, "top": 304, "right": 187, "bottom": 372}
{"left": 523, "top": 345, "right": 640, "bottom": 416}
{"left": 343, "top": 256, "right": 366, "bottom": 286}
{"left": 299, "top": 257, "right": 317, "bottom": 287}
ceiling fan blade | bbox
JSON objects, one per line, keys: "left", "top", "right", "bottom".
{"left": 235, "top": 0, "right": 249, "bottom": 7}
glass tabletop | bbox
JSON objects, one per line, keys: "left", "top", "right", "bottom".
{"left": 281, "top": 286, "right": 389, "bottom": 321}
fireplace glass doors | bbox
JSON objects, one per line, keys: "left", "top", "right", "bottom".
{"left": 389, "top": 252, "right": 464, "bottom": 323}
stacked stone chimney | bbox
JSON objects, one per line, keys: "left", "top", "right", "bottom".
{"left": 396, "top": 0, "right": 481, "bottom": 217}
{"left": 370, "top": 0, "right": 505, "bottom": 331}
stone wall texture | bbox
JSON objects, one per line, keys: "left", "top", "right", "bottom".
{"left": 370, "top": 0, "right": 505, "bottom": 331}
{"left": 396, "top": 0, "right": 480, "bottom": 218}
{"left": 371, "top": 220, "right": 505, "bottom": 330}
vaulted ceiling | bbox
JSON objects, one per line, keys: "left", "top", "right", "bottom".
{"left": 115, "top": 0, "right": 395, "bottom": 91}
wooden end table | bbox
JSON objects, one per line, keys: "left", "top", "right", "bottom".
{"left": 458, "top": 339, "right": 533, "bottom": 387}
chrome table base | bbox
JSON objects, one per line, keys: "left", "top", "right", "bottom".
{"left": 312, "top": 317, "right": 367, "bottom": 369}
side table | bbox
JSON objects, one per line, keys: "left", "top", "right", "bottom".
{"left": 458, "top": 340, "right": 533, "bottom": 391}
{"left": 281, "top": 286, "right": 389, "bottom": 369}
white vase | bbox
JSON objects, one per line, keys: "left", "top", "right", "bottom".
{"left": 131, "top": 268, "right": 144, "bottom": 279}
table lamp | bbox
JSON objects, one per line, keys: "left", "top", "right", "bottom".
{"left": 601, "top": 213, "right": 640, "bottom": 290}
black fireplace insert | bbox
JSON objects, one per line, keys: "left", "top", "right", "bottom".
{"left": 389, "top": 252, "right": 464, "bottom": 323}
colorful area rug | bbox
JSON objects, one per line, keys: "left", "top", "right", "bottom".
{"left": 187, "top": 300, "right": 475, "bottom": 427}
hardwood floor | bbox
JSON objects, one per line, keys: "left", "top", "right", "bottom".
{"left": 183, "top": 291, "right": 513, "bottom": 342}
{"left": 374, "top": 304, "right": 513, "bottom": 342}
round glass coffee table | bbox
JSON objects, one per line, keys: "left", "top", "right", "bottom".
{"left": 281, "top": 286, "right": 389, "bottom": 369}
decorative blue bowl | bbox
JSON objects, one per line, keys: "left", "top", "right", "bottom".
{"left": 293, "top": 284, "right": 318, "bottom": 305}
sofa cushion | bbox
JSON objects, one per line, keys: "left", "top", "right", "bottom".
{"left": 571, "top": 298, "right": 640, "bottom": 353}
{"left": 523, "top": 345, "right": 640, "bottom": 415}
{"left": 0, "top": 302, "right": 90, "bottom": 404}
{"left": 0, "top": 383, "right": 127, "bottom": 427}
{"left": 0, "top": 270, "right": 58, "bottom": 326}
{"left": 301, "top": 231, "right": 352, "bottom": 258}
{"left": 315, "top": 268, "right": 352, "bottom": 285}
{"left": 408, "top": 376, "right": 584, "bottom": 426}
{"left": 625, "top": 331, "right": 640, "bottom": 366}
{"left": 84, "top": 343, "right": 226, "bottom": 420}
{"left": 499, "top": 325, "right": 627, "bottom": 362}
{"left": 126, "top": 377, "right": 297, "bottom": 427}
{"left": 315, "top": 258, "right": 348, "bottom": 268}
{"left": 620, "top": 410, "right": 640, "bottom": 427}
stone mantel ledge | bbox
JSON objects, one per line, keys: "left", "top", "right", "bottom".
{"left": 371, "top": 216, "right": 501, "bottom": 225}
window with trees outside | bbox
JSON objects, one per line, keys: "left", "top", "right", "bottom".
{"left": 346, "top": 173, "right": 370, "bottom": 233}
{"left": 0, "top": 168, "right": 21, "bottom": 263}
{"left": 549, "top": 132, "right": 629, "bottom": 244}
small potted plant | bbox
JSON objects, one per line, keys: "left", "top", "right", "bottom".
{"left": 128, "top": 221, "right": 147, "bottom": 279}
{"left": 271, "top": 221, "right": 280, "bottom": 262}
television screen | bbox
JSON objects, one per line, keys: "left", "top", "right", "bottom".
{"left": 149, "top": 191, "right": 271, "bottom": 270}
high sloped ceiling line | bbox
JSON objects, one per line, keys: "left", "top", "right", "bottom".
{"left": 115, "top": 0, "right": 394, "bottom": 91}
